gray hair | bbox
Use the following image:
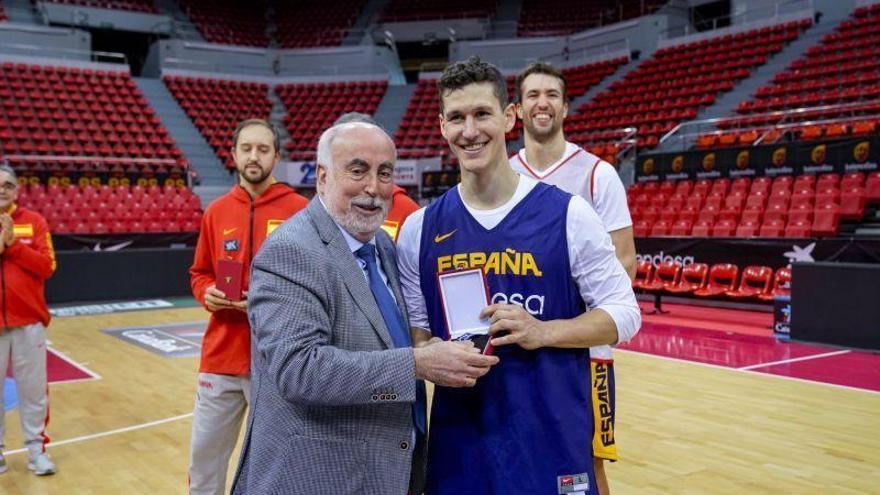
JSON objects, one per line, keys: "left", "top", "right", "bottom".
{"left": 316, "top": 122, "right": 397, "bottom": 168}
{"left": 231, "top": 118, "right": 281, "bottom": 153}
{"left": 0, "top": 163, "right": 16, "bottom": 181}
{"left": 333, "top": 112, "right": 378, "bottom": 126}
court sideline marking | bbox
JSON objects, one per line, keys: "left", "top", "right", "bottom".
{"left": 619, "top": 349, "right": 880, "bottom": 395}
{"left": 4, "top": 349, "right": 875, "bottom": 457}
{"left": 737, "top": 349, "right": 851, "bottom": 370}
{"left": 3, "top": 413, "right": 193, "bottom": 457}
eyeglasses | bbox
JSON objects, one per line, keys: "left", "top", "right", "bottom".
{"left": 0, "top": 183, "right": 17, "bottom": 191}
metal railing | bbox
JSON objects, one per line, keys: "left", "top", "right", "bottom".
{"left": 657, "top": 99, "right": 880, "bottom": 151}
{"left": 0, "top": 42, "right": 127, "bottom": 66}
{"left": 659, "top": 0, "right": 813, "bottom": 41}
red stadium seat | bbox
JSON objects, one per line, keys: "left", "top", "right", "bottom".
{"left": 812, "top": 203, "right": 840, "bottom": 237}
{"left": 650, "top": 220, "right": 671, "bottom": 236}
{"left": 758, "top": 267, "right": 792, "bottom": 301}
{"left": 712, "top": 219, "right": 737, "bottom": 237}
{"left": 691, "top": 219, "right": 714, "bottom": 237}
{"left": 784, "top": 219, "right": 812, "bottom": 238}
{"left": 665, "top": 263, "right": 709, "bottom": 295}
{"left": 736, "top": 220, "right": 760, "bottom": 237}
{"left": 840, "top": 187, "right": 866, "bottom": 219}
{"left": 632, "top": 260, "right": 654, "bottom": 290}
{"left": 759, "top": 219, "right": 785, "bottom": 237}
{"left": 693, "top": 263, "right": 740, "bottom": 297}
{"left": 670, "top": 219, "right": 693, "bottom": 236}
{"left": 640, "top": 261, "right": 682, "bottom": 292}
{"left": 726, "top": 265, "right": 774, "bottom": 299}
{"left": 866, "top": 172, "right": 880, "bottom": 204}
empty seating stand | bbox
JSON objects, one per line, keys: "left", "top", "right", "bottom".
{"left": 628, "top": 173, "right": 862, "bottom": 239}
{"left": 517, "top": 0, "right": 666, "bottom": 36}
{"left": 16, "top": 183, "right": 202, "bottom": 234}
{"left": 163, "top": 75, "right": 270, "bottom": 170}
{"left": 379, "top": 0, "right": 495, "bottom": 22}
{"left": 0, "top": 63, "right": 183, "bottom": 171}
{"left": 179, "top": 0, "right": 268, "bottom": 46}
{"left": 38, "top": 0, "right": 159, "bottom": 13}
{"left": 570, "top": 20, "right": 811, "bottom": 150}
{"left": 278, "top": 80, "right": 388, "bottom": 161}
{"left": 275, "top": 0, "right": 363, "bottom": 48}
{"left": 714, "top": 5, "right": 880, "bottom": 143}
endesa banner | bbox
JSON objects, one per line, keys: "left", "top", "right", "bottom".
{"left": 635, "top": 237, "right": 880, "bottom": 271}
{"left": 636, "top": 137, "right": 879, "bottom": 182}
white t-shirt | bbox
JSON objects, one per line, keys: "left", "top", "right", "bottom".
{"left": 397, "top": 175, "right": 640, "bottom": 351}
{"left": 510, "top": 142, "right": 633, "bottom": 232}
{"left": 510, "top": 143, "right": 635, "bottom": 360}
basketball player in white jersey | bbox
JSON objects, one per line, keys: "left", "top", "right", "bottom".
{"left": 511, "top": 62, "right": 637, "bottom": 495}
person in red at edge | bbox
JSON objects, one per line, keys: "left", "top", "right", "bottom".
{"left": 0, "top": 163, "right": 57, "bottom": 476}
{"left": 332, "top": 112, "right": 421, "bottom": 241}
{"left": 385, "top": 185, "right": 420, "bottom": 241}
{"left": 187, "top": 119, "right": 307, "bottom": 495}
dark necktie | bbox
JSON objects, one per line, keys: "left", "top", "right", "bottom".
{"left": 355, "top": 244, "right": 426, "bottom": 434}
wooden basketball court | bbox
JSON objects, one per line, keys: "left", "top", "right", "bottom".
{"left": 0, "top": 304, "right": 877, "bottom": 494}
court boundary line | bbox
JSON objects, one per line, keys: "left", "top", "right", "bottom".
{"left": 3, "top": 413, "right": 194, "bottom": 456}
{"left": 737, "top": 350, "right": 851, "bottom": 371}
{"left": 618, "top": 348, "right": 880, "bottom": 395}
{"left": 47, "top": 345, "right": 103, "bottom": 382}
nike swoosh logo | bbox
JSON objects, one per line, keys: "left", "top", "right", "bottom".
{"left": 434, "top": 230, "right": 457, "bottom": 243}
{"left": 223, "top": 228, "right": 237, "bottom": 236}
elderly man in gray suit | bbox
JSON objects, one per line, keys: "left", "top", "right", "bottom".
{"left": 231, "top": 121, "right": 499, "bottom": 495}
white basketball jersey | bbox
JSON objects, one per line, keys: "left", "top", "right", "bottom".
{"left": 510, "top": 142, "right": 633, "bottom": 360}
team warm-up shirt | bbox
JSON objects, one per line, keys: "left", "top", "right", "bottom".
{"left": 510, "top": 142, "right": 632, "bottom": 231}
{"left": 397, "top": 175, "right": 639, "bottom": 494}
{"left": 511, "top": 142, "right": 633, "bottom": 361}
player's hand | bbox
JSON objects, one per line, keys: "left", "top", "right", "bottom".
{"left": 0, "top": 214, "right": 13, "bottom": 246}
{"left": 413, "top": 340, "right": 499, "bottom": 387}
{"left": 204, "top": 285, "right": 231, "bottom": 312}
{"left": 482, "top": 303, "right": 547, "bottom": 350}
{"left": 229, "top": 290, "right": 248, "bottom": 313}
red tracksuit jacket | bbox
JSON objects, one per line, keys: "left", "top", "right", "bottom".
{"left": 190, "top": 183, "right": 307, "bottom": 375}
{"left": 1, "top": 205, "right": 56, "bottom": 330}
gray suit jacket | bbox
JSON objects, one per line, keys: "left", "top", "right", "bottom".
{"left": 232, "top": 198, "right": 426, "bottom": 495}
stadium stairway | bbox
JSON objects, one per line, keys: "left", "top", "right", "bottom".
{"left": 693, "top": 16, "right": 847, "bottom": 124}
{"left": 3, "top": 0, "right": 42, "bottom": 23}
{"left": 133, "top": 77, "right": 231, "bottom": 191}
{"left": 487, "top": 0, "right": 522, "bottom": 39}
{"left": 268, "top": 88, "right": 293, "bottom": 159}
{"left": 375, "top": 82, "right": 418, "bottom": 136}
{"left": 345, "top": 0, "right": 391, "bottom": 46}
{"left": 153, "top": 0, "right": 206, "bottom": 42}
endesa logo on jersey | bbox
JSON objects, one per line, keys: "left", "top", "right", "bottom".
{"left": 436, "top": 249, "right": 544, "bottom": 277}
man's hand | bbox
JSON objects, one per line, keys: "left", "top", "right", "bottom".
{"left": 413, "top": 340, "right": 499, "bottom": 387}
{"left": 482, "top": 303, "right": 547, "bottom": 350}
{"left": 204, "top": 285, "right": 232, "bottom": 312}
{"left": 229, "top": 290, "right": 248, "bottom": 313}
{"left": 0, "top": 214, "right": 14, "bottom": 247}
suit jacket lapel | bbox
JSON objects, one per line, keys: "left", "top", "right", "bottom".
{"left": 308, "top": 199, "right": 394, "bottom": 349}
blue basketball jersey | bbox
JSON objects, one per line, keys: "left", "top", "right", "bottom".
{"left": 418, "top": 182, "right": 598, "bottom": 495}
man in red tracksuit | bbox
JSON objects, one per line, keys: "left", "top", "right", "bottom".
{"left": 188, "top": 120, "right": 307, "bottom": 495}
{"left": 383, "top": 185, "right": 420, "bottom": 241}
{"left": 0, "top": 163, "right": 57, "bottom": 476}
